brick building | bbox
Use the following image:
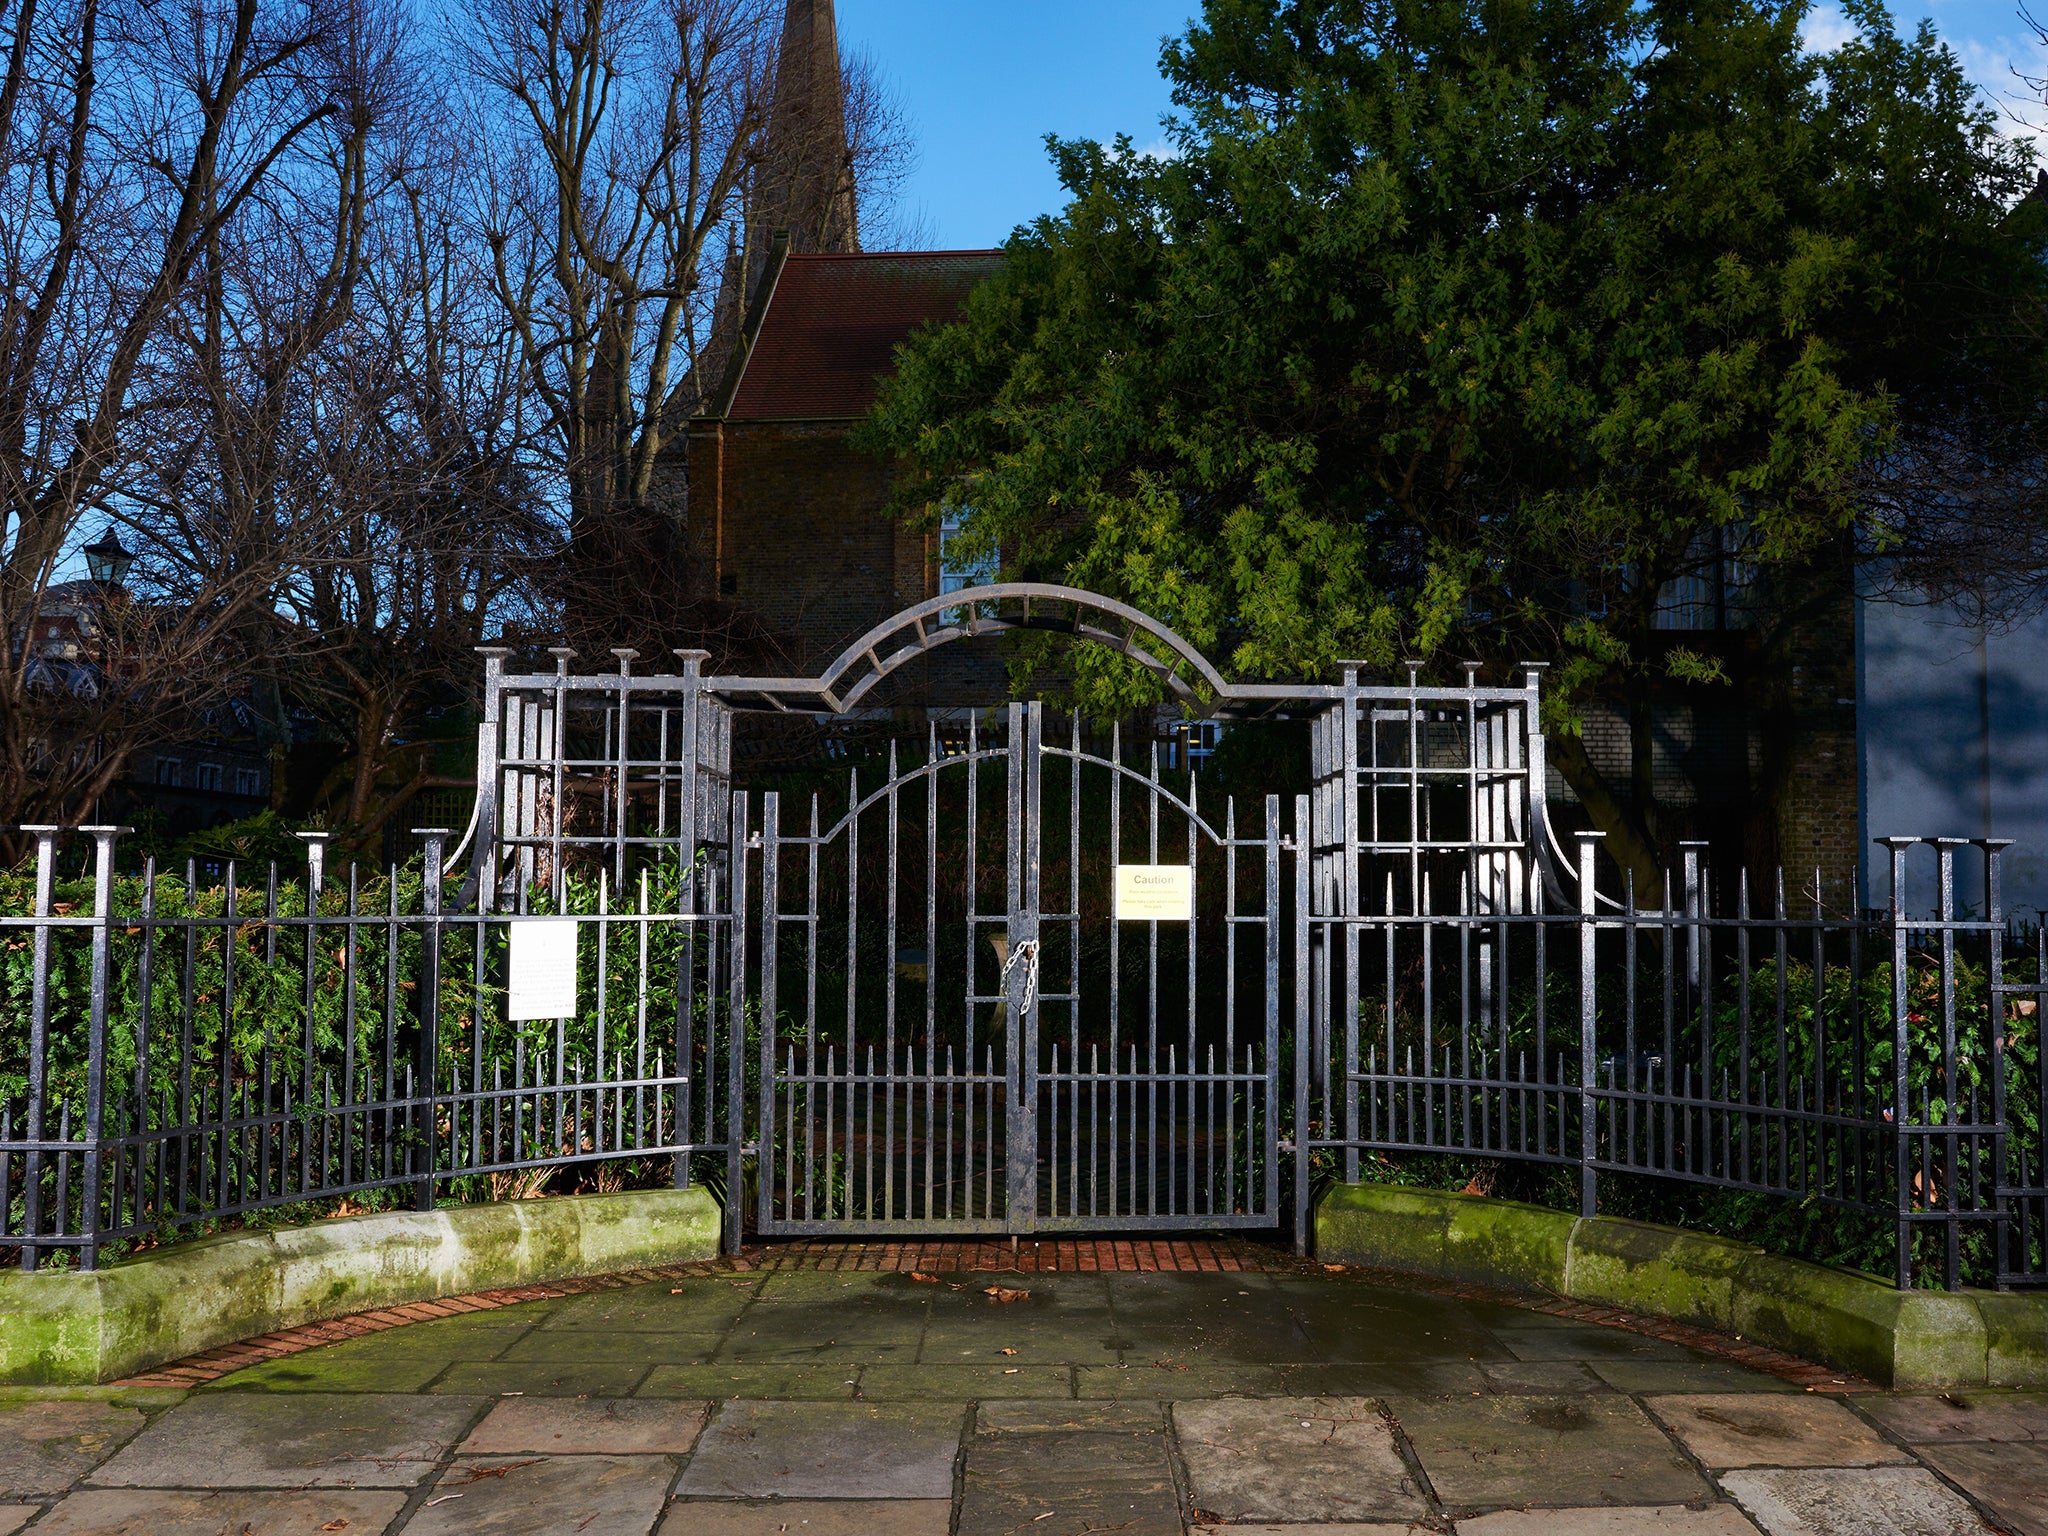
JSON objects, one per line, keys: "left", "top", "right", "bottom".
{"left": 685, "top": 242, "right": 1004, "bottom": 692}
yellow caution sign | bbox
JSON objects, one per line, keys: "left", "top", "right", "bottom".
{"left": 1114, "top": 865, "right": 1194, "bottom": 921}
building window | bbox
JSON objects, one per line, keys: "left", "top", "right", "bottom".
{"left": 1654, "top": 526, "right": 1758, "bottom": 632}
{"left": 235, "top": 767, "right": 261, "bottom": 796}
{"left": 938, "top": 508, "right": 997, "bottom": 622}
{"left": 1173, "top": 719, "right": 1225, "bottom": 771}
{"left": 194, "top": 762, "right": 222, "bottom": 792}
{"left": 155, "top": 758, "right": 182, "bottom": 787}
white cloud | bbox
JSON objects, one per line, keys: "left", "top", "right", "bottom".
{"left": 1802, "top": 3, "right": 1859, "bottom": 54}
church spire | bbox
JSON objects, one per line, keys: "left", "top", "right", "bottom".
{"left": 755, "top": 0, "right": 859, "bottom": 260}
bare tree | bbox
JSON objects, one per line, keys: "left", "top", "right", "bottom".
{"left": 278, "top": 128, "right": 558, "bottom": 849}
{"left": 0, "top": 0, "right": 378, "bottom": 850}
{"left": 456, "top": 0, "right": 777, "bottom": 534}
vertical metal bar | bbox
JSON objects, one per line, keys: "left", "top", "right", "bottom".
{"left": 1883, "top": 837, "right": 1917, "bottom": 1289}
{"left": 472, "top": 649, "right": 511, "bottom": 910}
{"left": 756, "top": 793, "right": 778, "bottom": 1240}
{"left": 1578, "top": 833, "right": 1603, "bottom": 1216}
{"left": 1264, "top": 795, "right": 1282, "bottom": 1223}
{"left": 1293, "top": 794, "right": 1313, "bottom": 1254}
{"left": 413, "top": 831, "right": 449, "bottom": 1212}
{"left": 77, "top": 828, "right": 120, "bottom": 1269}
{"left": 728, "top": 791, "right": 750, "bottom": 1254}
{"left": 18, "top": 828, "right": 58, "bottom": 1269}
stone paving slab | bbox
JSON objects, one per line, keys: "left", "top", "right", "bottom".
{"left": 1915, "top": 1440, "right": 2048, "bottom": 1536}
{"left": 1647, "top": 1393, "right": 1911, "bottom": 1468}
{"left": 537, "top": 1279, "right": 761, "bottom": 1332}
{"left": 430, "top": 1361, "right": 653, "bottom": 1396}
{"left": 1456, "top": 1510, "right": 1764, "bottom": 1534}
{"left": 1858, "top": 1390, "right": 2048, "bottom": 1443}
{"left": 1187, "top": 1527, "right": 1427, "bottom": 1536}
{"left": 1277, "top": 1283, "right": 1518, "bottom": 1364}
{"left": 1391, "top": 1394, "right": 1710, "bottom": 1512}
{"left": 1718, "top": 1466, "right": 1991, "bottom": 1536}
{"left": 499, "top": 1329, "right": 725, "bottom": 1364}
{"left": 1593, "top": 1359, "right": 1803, "bottom": 1394}
{"left": 213, "top": 1353, "right": 454, "bottom": 1393}
{"left": 860, "top": 1364, "right": 1076, "bottom": 1398}
{"left": 461, "top": 1396, "right": 708, "bottom": 1454}
{"left": 1281, "top": 1360, "right": 1495, "bottom": 1397}
{"left": 1481, "top": 1360, "right": 1613, "bottom": 1394}
{"left": 1492, "top": 1326, "right": 1699, "bottom": 1362}
{"left": 404, "top": 1455, "right": 676, "bottom": 1536}
{"left": 977, "top": 1401, "right": 1164, "bottom": 1432}
{"left": 676, "top": 1400, "right": 966, "bottom": 1498}
{"left": 1176, "top": 1396, "right": 1426, "bottom": 1524}
{"left": 718, "top": 1308, "right": 924, "bottom": 1363}
{"left": 0, "top": 1399, "right": 148, "bottom": 1498}
{"left": 919, "top": 1322, "right": 1119, "bottom": 1365}
{"left": 638, "top": 1364, "right": 861, "bottom": 1399}
{"left": 657, "top": 1499, "right": 953, "bottom": 1535}
{"left": 0, "top": 1510, "right": 31, "bottom": 1536}
{"left": 87, "top": 1391, "right": 484, "bottom": 1489}
{"left": 958, "top": 1425, "right": 1181, "bottom": 1535}
{"left": 1076, "top": 1364, "right": 1292, "bottom": 1398}
{"left": 28, "top": 1488, "right": 409, "bottom": 1534}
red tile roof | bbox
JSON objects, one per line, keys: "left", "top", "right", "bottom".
{"left": 723, "top": 250, "right": 1003, "bottom": 421}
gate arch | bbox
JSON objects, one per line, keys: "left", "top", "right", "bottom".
{"left": 704, "top": 582, "right": 1309, "bottom": 717}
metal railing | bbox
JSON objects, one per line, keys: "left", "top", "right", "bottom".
{"left": 1297, "top": 832, "right": 2048, "bottom": 1291}
{"left": 0, "top": 826, "right": 742, "bottom": 1271}
{"left": 5, "top": 816, "right": 2043, "bottom": 1289}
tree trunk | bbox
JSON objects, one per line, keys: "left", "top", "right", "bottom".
{"left": 1548, "top": 728, "right": 1667, "bottom": 909}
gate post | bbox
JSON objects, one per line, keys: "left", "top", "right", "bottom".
{"left": 731, "top": 792, "right": 756, "bottom": 1255}
{"left": 1004, "top": 703, "right": 1042, "bottom": 1230}
{"left": 1293, "top": 793, "right": 1314, "bottom": 1255}
{"left": 1577, "top": 832, "right": 1604, "bottom": 1218}
{"left": 757, "top": 794, "right": 778, "bottom": 1236}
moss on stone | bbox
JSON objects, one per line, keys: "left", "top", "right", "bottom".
{"left": 1313, "top": 1182, "right": 1452, "bottom": 1275}
{"left": 1310, "top": 1179, "right": 2047, "bottom": 1391}
{"left": 1565, "top": 1218, "right": 1754, "bottom": 1333}
{"left": 1442, "top": 1195, "right": 1574, "bottom": 1292}
{"left": 0, "top": 1187, "right": 721, "bottom": 1387}
{"left": 1974, "top": 1293, "right": 2048, "bottom": 1388}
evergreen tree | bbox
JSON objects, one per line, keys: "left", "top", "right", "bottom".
{"left": 863, "top": 0, "right": 2047, "bottom": 896}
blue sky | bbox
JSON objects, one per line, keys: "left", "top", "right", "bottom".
{"left": 835, "top": 0, "right": 2048, "bottom": 251}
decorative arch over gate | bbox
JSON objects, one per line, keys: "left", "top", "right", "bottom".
{"left": 703, "top": 582, "right": 1313, "bottom": 718}
{"left": 466, "top": 581, "right": 1569, "bottom": 921}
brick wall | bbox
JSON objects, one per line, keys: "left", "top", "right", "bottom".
{"left": 1544, "top": 590, "right": 1861, "bottom": 909}
{"left": 686, "top": 419, "right": 926, "bottom": 675}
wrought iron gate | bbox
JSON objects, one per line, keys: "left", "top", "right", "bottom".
{"left": 746, "top": 702, "right": 1285, "bottom": 1236}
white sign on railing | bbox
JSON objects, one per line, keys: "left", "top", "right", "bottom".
{"left": 507, "top": 918, "right": 580, "bottom": 1021}
{"left": 1114, "top": 865, "right": 1193, "bottom": 922}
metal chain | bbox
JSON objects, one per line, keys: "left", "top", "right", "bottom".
{"left": 998, "top": 936, "right": 1040, "bottom": 1018}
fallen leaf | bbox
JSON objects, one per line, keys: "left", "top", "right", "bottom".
{"left": 984, "top": 1286, "right": 1029, "bottom": 1303}
{"left": 999, "top": 1348, "right": 1019, "bottom": 1356}
{"left": 670, "top": 1288, "right": 685, "bottom": 1294}
{"left": 1322, "top": 1264, "right": 1345, "bottom": 1273}
{"left": 907, "top": 1272, "right": 940, "bottom": 1284}
{"left": 321, "top": 1525, "right": 349, "bottom": 1533}
{"left": 1003, "top": 1368, "right": 1020, "bottom": 1375}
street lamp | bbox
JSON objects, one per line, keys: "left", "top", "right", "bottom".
{"left": 82, "top": 527, "right": 134, "bottom": 588}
